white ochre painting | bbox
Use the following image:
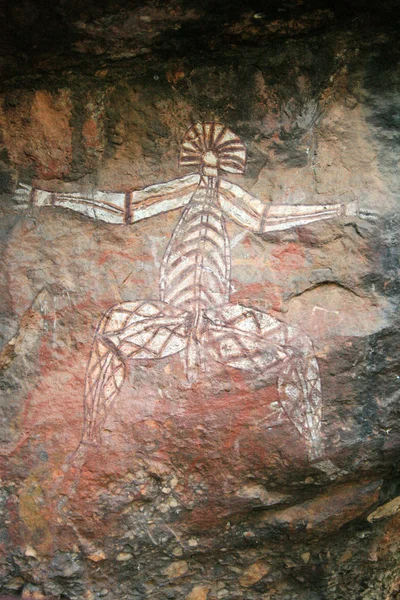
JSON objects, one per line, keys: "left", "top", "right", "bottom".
{"left": 17, "top": 123, "right": 375, "bottom": 460}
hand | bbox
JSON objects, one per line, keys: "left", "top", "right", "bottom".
{"left": 13, "top": 182, "right": 32, "bottom": 209}
{"left": 343, "top": 200, "right": 378, "bottom": 222}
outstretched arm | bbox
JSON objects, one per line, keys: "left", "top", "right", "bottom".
{"left": 218, "top": 179, "right": 376, "bottom": 233}
{"left": 15, "top": 174, "right": 200, "bottom": 224}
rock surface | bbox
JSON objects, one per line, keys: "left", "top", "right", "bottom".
{"left": 1, "top": 1, "right": 400, "bottom": 599}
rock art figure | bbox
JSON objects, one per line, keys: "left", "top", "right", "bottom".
{"left": 17, "top": 123, "right": 375, "bottom": 459}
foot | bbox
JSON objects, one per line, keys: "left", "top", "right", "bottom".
{"left": 62, "top": 438, "right": 98, "bottom": 472}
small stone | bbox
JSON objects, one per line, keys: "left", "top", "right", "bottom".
{"left": 25, "top": 545, "right": 38, "bottom": 558}
{"left": 172, "top": 546, "right": 183, "bottom": 556}
{"left": 110, "top": 135, "right": 123, "bottom": 145}
{"left": 170, "top": 475, "right": 178, "bottom": 489}
{"left": 87, "top": 550, "right": 106, "bottom": 562}
{"left": 99, "top": 589, "right": 109, "bottom": 596}
{"left": 186, "top": 585, "right": 210, "bottom": 600}
{"left": 162, "top": 487, "right": 171, "bottom": 494}
{"left": 284, "top": 559, "right": 297, "bottom": 568}
{"left": 84, "top": 592, "right": 94, "bottom": 600}
{"left": 227, "top": 566, "right": 243, "bottom": 575}
{"left": 243, "top": 530, "right": 255, "bottom": 539}
{"left": 239, "top": 560, "right": 270, "bottom": 587}
{"left": 145, "top": 459, "right": 171, "bottom": 478}
{"left": 116, "top": 552, "right": 133, "bottom": 561}
{"left": 188, "top": 538, "right": 198, "bottom": 547}
{"left": 169, "top": 498, "right": 178, "bottom": 507}
{"left": 339, "top": 549, "right": 353, "bottom": 563}
{"left": 95, "top": 69, "right": 108, "bottom": 78}
{"left": 163, "top": 560, "right": 189, "bottom": 579}
{"left": 236, "top": 483, "right": 290, "bottom": 506}
{"left": 217, "top": 590, "right": 229, "bottom": 599}
{"left": 301, "top": 552, "right": 311, "bottom": 564}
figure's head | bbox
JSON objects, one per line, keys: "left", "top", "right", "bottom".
{"left": 179, "top": 122, "right": 246, "bottom": 178}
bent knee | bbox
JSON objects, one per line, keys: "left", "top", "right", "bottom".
{"left": 286, "top": 326, "right": 314, "bottom": 353}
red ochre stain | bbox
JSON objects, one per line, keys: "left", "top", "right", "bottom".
{"left": 232, "top": 281, "right": 283, "bottom": 311}
{"left": 98, "top": 249, "right": 149, "bottom": 266}
{"left": 82, "top": 117, "right": 102, "bottom": 149}
{"left": 271, "top": 242, "right": 306, "bottom": 271}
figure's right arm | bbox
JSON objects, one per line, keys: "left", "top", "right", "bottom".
{"left": 14, "top": 174, "right": 200, "bottom": 224}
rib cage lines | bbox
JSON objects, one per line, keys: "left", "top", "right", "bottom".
{"left": 160, "top": 177, "right": 231, "bottom": 314}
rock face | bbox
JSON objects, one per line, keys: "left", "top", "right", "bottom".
{"left": 1, "top": 1, "right": 400, "bottom": 599}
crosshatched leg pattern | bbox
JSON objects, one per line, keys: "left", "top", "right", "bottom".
{"left": 82, "top": 300, "right": 323, "bottom": 459}
{"left": 203, "top": 303, "right": 323, "bottom": 458}
{"left": 83, "top": 300, "right": 189, "bottom": 442}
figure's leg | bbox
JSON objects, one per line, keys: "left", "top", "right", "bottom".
{"left": 277, "top": 328, "right": 322, "bottom": 460}
{"left": 82, "top": 309, "right": 125, "bottom": 444}
{"left": 82, "top": 300, "right": 189, "bottom": 444}
{"left": 203, "top": 303, "right": 324, "bottom": 460}
{"left": 184, "top": 312, "right": 209, "bottom": 383}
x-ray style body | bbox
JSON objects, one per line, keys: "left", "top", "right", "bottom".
{"left": 23, "top": 123, "right": 374, "bottom": 460}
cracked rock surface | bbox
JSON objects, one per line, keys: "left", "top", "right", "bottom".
{"left": 1, "top": 1, "right": 400, "bottom": 598}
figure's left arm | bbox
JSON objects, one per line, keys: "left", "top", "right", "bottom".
{"left": 218, "top": 179, "right": 377, "bottom": 234}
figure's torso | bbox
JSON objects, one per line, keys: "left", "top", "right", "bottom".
{"left": 160, "top": 178, "right": 230, "bottom": 315}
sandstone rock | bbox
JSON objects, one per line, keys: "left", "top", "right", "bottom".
{"left": 239, "top": 560, "right": 270, "bottom": 587}
{"left": 163, "top": 560, "right": 189, "bottom": 579}
{"left": 24, "top": 545, "right": 38, "bottom": 559}
{"left": 185, "top": 585, "right": 210, "bottom": 600}
{"left": 235, "top": 483, "right": 290, "bottom": 507}
{"left": 116, "top": 552, "right": 133, "bottom": 562}
{"left": 87, "top": 551, "right": 106, "bottom": 562}
{"left": 257, "top": 481, "right": 381, "bottom": 536}
{"left": 367, "top": 496, "right": 400, "bottom": 522}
